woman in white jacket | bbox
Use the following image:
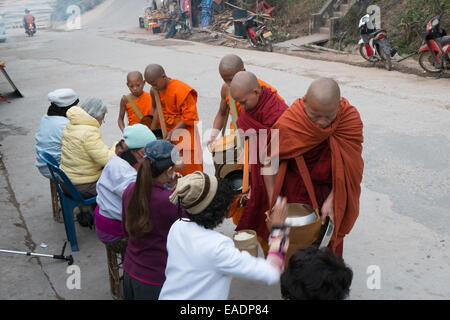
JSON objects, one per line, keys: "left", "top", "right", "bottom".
{"left": 159, "top": 171, "right": 289, "bottom": 300}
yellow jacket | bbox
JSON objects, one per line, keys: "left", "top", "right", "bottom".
{"left": 60, "top": 106, "right": 115, "bottom": 185}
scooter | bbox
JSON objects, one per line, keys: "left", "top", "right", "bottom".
{"left": 418, "top": 13, "right": 450, "bottom": 74}
{"left": 244, "top": 14, "right": 273, "bottom": 52}
{"left": 358, "top": 10, "right": 397, "bottom": 70}
{"left": 25, "top": 23, "right": 36, "bottom": 37}
{"left": 174, "top": 10, "right": 192, "bottom": 38}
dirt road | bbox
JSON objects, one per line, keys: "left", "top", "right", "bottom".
{"left": 0, "top": 0, "right": 449, "bottom": 300}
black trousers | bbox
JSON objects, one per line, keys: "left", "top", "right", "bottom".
{"left": 123, "top": 271, "right": 162, "bottom": 300}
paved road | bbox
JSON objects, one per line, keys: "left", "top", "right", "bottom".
{"left": 0, "top": 0, "right": 449, "bottom": 300}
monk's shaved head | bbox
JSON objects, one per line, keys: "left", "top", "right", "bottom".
{"left": 230, "top": 71, "right": 261, "bottom": 95}
{"left": 127, "top": 71, "right": 143, "bottom": 83}
{"left": 230, "top": 71, "right": 261, "bottom": 111}
{"left": 144, "top": 64, "right": 169, "bottom": 91}
{"left": 306, "top": 77, "right": 341, "bottom": 110}
{"left": 219, "top": 54, "right": 245, "bottom": 85}
{"left": 144, "top": 64, "right": 166, "bottom": 82}
{"left": 219, "top": 54, "right": 245, "bottom": 73}
{"left": 304, "top": 77, "right": 341, "bottom": 128}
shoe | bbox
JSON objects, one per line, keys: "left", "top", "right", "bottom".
{"left": 77, "top": 209, "right": 94, "bottom": 229}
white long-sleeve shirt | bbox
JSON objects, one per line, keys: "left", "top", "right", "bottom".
{"left": 159, "top": 219, "right": 280, "bottom": 300}
{"left": 96, "top": 155, "right": 137, "bottom": 221}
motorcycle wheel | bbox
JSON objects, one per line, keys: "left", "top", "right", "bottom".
{"left": 377, "top": 44, "right": 392, "bottom": 71}
{"left": 263, "top": 38, "right": 273, "bottom": 52}
{"left": 419, "top": 51, "right": 442, "bottom": 73}
{"left": 359, "top": 44, "right": 377, "bottom": 62}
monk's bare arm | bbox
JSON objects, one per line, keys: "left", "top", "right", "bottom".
{"left": 321, "top": 188, "right": 334, "bottom": 224}
{"left": 118, "top": 96, "right": 127, "bottom": 132}
{"left": 263, "top": 172, "right": 277, "bottom": 206}
{"left": 209, "top": 84, "right": 230, "bottom": 146}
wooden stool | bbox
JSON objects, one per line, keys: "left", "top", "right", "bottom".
{"left": 104, "top": 238, "right": 128, "bottom": 300}
{"left": 50, "top": 180, "right": 63, "bottom": 223}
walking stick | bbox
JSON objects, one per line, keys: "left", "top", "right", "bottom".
{"left": 0, "top": 241, "right": 74, "bottom": 265}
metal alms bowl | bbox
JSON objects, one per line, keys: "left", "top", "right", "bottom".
{"left": 284, "top": 203, "right": 318, "bottom": 227}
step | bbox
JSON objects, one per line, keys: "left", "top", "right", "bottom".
{"left": 333, "top": 11, "right": 344, "bottom": 18}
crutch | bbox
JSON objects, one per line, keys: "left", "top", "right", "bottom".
{"left": 0, "top": 241, "right": 74, "bottom": 265}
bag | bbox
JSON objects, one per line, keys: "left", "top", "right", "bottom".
{"left": 268, "top": 157, "right": 323, "bottom": 263}
{"left": 149, "top": 88, "right": 168, "bottom": 140}
{"left": 125, "top": 94, "right": 161, "bottom": 138}
{"left": 211, "top": 87, "right": 243, "bottom": 179}
{"left": 226, "top": 138, "right": 249, "bottom": 225}
{"left": 210, "top": 88, "right": 249, "bottom": 224}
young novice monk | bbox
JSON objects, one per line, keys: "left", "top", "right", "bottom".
{"left": 144, "top": 64, "right": 203, "bottom": 176}
{"left": 118, "top": 71, "right": 152, "bottom": 132}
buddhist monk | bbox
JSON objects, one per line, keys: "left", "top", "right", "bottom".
{"left": 264, "top": 77, "right": 364, "bottom": 257}
{"left": 230, "top": 71, "right": 289, "bottom": 254}
{"left": 207, "top": 54, "right": 284, "bottom": 148}
{"left": 118, "top": 71, "right": 152, "bottom": 132}
{"left": 144, "top": 64, "right": 203, "bottom": 176}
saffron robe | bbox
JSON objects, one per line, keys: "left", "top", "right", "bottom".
{"left": 158, "top": 79, "right": 203, "bottom": 176}
{"left": 126, "top": 91, "right": 152, "bottom": 126}
{"left": 271, "top": 97, "right": 364, "bottom": 250}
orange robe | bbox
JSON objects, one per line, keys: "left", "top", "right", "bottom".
{"left": 158, "top": 79, "right": 203, "bottom": 176}
{"left": 126, "top": 91, "right": 152, "bottom": 126}
{"left": 226, "top": 78, "right": 284, "bottom": 130}
{"left": 270, "top": 97, "right": 364, "bottom": 251}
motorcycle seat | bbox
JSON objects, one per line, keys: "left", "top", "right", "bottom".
{"left": 370, "top": 29, "right": 386, "bottom": 37}
{"left": 437, "top": 35, "right": 450, "bottom": 46}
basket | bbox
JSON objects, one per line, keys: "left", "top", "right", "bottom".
{"left": 233, "top": 229, "right": 258, "bottom": 257}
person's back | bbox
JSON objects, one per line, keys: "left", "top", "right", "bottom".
{"left": 159, "top": 172, "right": 288, "bottom": 300}
{"left": 35, "top": 88, "right": 79, "bottom": 179}
{"left": 35, "top": 115, "right": 69, "bottom": 178}
{"left": 160, "top": 218, "right": 279, "bottom": 300}
{"left": 121, "top": 139, "right": 184, "bottom": 300}
{"left": 60, "top": 105, "right": 114, "bottom": 186}
{"left": 122, "top": 181, "right": 179, "bottom": 284}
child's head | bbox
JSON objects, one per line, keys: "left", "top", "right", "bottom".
{"left": 144, "top": 64, "right": 169, "bottom": 92}
{"left": 280, "top": 245, "right": 353, "bottom": 300}
{"left": 127, "top": 71, "right": 145, "bottom": 97}
{"left": 170, "top": 171, "right": 236, "bottom": 229}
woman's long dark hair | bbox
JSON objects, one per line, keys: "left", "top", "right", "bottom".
{"left": 46, "top": 99, "right": 79, "bottom": 117}
{"left": 125, "top": 158, "right": 170, "bottom": 240}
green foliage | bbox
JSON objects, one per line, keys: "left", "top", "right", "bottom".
{"left": 331, "top": 0, "right": 449, "bottom": 54}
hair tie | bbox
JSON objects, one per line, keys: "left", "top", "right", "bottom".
{"left": 143, "top": 154, "right": 156, "bottom": 163}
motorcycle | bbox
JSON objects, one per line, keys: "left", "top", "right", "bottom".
{"left": 418, "top": 13, "right": 450, "bottom": 74}
{"left": 244, "top": 14, "right": 273, "bottom": 52}
{"left": 358, "top": 10, "right": 397, "bottom": 71}
{"left": 25, "top": 23, "right": 36, "bottom": 37}
{"left": 174, "top": 10, "right": 192, "bottom": 38}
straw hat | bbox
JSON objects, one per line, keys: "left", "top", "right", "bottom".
{"left": 169, "top": 171, "right": 218, "bottom": 214}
